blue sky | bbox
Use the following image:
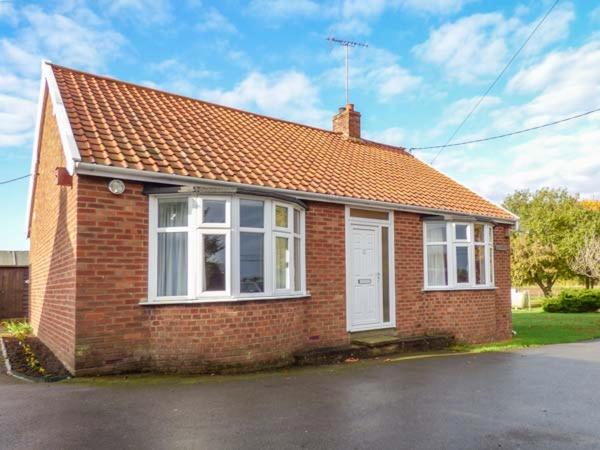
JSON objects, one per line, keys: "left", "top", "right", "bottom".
{"left": 1, "top": 0, "right": 599, "bottom": 250}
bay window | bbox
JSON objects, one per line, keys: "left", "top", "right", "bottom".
{"left": 424, "top": 221, "right": 494, "bottom": 289}
{"left": 149, "top": 194, "right": 306, "bottom": 302}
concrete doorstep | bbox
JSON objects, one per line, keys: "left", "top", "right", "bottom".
{"left": 294, "top": 333, "right": 453, "bottom": 366}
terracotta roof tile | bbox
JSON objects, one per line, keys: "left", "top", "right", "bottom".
{"left": 50, "top": 63, "right": 514, "bottom": 221}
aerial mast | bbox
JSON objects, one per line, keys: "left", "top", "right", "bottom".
{"left": 326, "top": 37, "right": 368, "bottom": 105}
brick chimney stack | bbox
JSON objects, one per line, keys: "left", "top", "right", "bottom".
{"left": 332, "top": 103, "right": 361, "bottom": 139}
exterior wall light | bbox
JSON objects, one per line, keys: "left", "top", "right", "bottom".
{"left": 108, "top": 179, "right": 126, "bottom": 195}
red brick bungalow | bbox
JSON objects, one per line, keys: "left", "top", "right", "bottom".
{"left": 26, "top": 62, "right": 516, "bottom": 375}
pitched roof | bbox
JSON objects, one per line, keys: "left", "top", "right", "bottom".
{"left": 48, "top": 63, "right": 514, "bottom": 221}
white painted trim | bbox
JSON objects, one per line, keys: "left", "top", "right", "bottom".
{"left": 75, "top": 162, "right": 517, "bottom": 225}
{"left": 422, "top": 287, "right": 498, "bottom": 292}
{"left": 345, "top": 206, "right": 396, "bottom": 332}
{"left": 26, "top": 61, "right": 83, "bottom": 235}
{"left": 42, "top": 63, "right": 81, "bottom": 174}
{"left": 139, "top": 292, "right": 310, "bottom": 305}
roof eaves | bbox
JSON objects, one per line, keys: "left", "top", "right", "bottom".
{"left": 75, "top": 161, "right": 517, "bottom": 224}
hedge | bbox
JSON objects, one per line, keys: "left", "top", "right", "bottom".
{"left": 543, "top": 289, "right": 600, "bottom": 313}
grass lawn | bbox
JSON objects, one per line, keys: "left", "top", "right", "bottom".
{"left": 457, "top": 308, "right": 600, "bottom": 352}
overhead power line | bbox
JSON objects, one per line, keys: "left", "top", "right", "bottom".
{"left": 409, "top": 107, "right": 600, "bottom": 151}
{"left": 0, "top": 174, "right": 31, "bottom": 185}
{"left": 429, "top": 0, "right": 562, "bottom": 164}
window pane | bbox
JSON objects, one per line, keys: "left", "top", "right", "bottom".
{"left": 487, "top": 226, "right": 494, "bottom": 243}
{"left": 240, "top": 233, "right": 264, "bottom": 293}
{"left": 293, "top": 209, "right": 301, "bottom": 234}
{"left": 275, "top": 205, "right": 288, "bottom": 228}
{"left": 240, "top": 200, "right": 264, "bottom": 228}
{"left": 157, "top": 232, "right": 187, "bottom": 296}
{"left": 350, "top": 208, "right": 389, "bottom": 221}
{"left": 203, "top": 199, "right": 226, "bottom": 223}
{"left": 203, "top": 234, "right": 226, "bottom": 291}
{"left": 456, "top": 246, "right": 470, "bottom": 283}
{"left": 426, "top": 222, "right": 446, "bottom": 242}
{"left": 294, "top": 237, "right": 301, "bottom": 291}
{"left": 275, "top": 236, "right": 289, "bottom": 289}
{"left": 475, "top": 245, "right": 486, "bottom": 285}
{"left": 455, "top": 224, "right": 468, "bottom": 240}
{"left": 426, "top": 245, "right": 448, "bottom": 286}
{"left": 158, "top": 199, "right": 188, "bottom": 227}
{"left": 474, "top": 224, "right": 484, "bottom": 243}
{"left": 381, "top": 227, "right": 390, "bottom": 322}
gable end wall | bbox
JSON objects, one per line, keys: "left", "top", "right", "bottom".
{"left": 28, "top": 95, "right": 77, "bottom": 372}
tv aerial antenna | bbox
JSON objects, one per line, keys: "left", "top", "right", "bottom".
{"left": 326, "top": 37, "right": 368, "bottom": 105}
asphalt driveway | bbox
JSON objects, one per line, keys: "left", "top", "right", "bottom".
{"left": 1, "top": 341, "right": 600, "bottom": 450}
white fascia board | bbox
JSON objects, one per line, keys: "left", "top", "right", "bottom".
{"left": 42, "top": 62, "right": 81, "bottom": 174}
{"left": 75, "top": 162, "right": 517, "bottom": 225}
{"left": 26, "top": 61, "right": 82, "bottom": 236}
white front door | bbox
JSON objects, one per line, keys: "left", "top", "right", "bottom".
{"left": 348, "top": 224, "right": 382, "bottom": 330}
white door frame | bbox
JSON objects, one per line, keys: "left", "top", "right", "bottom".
{"left": 345, "top": 206, "right": 396, "bottom": 332}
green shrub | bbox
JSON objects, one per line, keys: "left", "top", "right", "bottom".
{"left": 543, "top": 289, "right": 600, "bottom": 313}
{"left": 2, "top": 320, "right": 33, "bottom": 340}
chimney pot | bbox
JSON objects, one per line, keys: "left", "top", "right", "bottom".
{"left": 333, "top": 103, "right": 361, "bottom": 139}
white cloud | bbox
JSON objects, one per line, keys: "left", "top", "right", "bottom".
{"left": 0, "top": 0, "right": 18, "bottom": 25}
{"left": 0, "top": 3, "right": 126, "bottom": 148}
{"left": 9, "top": 6, "right": 126, "bottom": 73}
{"left": 369, "top": 65, "right": 421, "bottom": 100}
{"left": 498, "top": 39, "right": 600, "bottom": 129}
{"left": 201, "top": 71, "right": 330, "bottom": 127}
{"left": 439, "top": 95, "right": 502, "bottom": 127}
{"left": 147, "top": 59, "right": 218, "bottom": 97}
{"left": 98, "top": 0, "right": 172, "bottom": 24}
{"left": 197, "top": 8, "right": 238, "bottom": 34}
{"left": 323, "top": 46, "right": 421, "bottom": 102}
{"left": 328, "top": 18, "right": 372, "bottom": 36}
{"left": 251, "top": 0, "right": 470, "bottom": 30}
{"left": 469, "top": 125, "right": 600, "bottom": 202}
{"left": 413, "top": 3, "right": 575, "bottom": 83}
{"left": 329, "top": 0, "right": 471, "bottom": 36}
{"left": 0, "top": 94, "right": 37, "bottom": 147}
{"left": 341, "top": 0, "right": 389, "bottom": 18}
{"left": 247, "top": 0, "right": 321, "bottom": 19}
{"left": 364, "top": 127, "right": 406, "bottom": 146}
{"left": 416, "top": 35, "right": 600, "bottom": 203}
{"left": 400, "top": 0, "right": 472, "bottom": 15}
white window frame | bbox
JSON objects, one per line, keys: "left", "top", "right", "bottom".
{"left": 147, "top": 194, "right": 307, "bottom": 303}
{"left": 423, "top": 221, "right": 495, "bottom": 291}
{"left": 149, "top": 195, "right": 195, "bottom": 301}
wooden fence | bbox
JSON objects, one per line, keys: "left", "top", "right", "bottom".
{"left": 0, "top": 266, "right": 28, "bottom": 319}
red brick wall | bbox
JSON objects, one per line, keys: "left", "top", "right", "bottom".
{"left": 74, "top": 177, "right": 149, "bottom": 373}
{"left": 394, "top": 211, "right": 512, "bottom": 343}
{"left": 29, "top": 95, "right": 78, "bottom": 372}
{"left": 72, "top": 180, "right": 348, "bottom": 375}
{"left": 304, "top": 203, "right": 348, "bottom": 347}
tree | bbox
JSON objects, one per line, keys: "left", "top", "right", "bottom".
{"left": 503, "top": 188, "right": 586, "bottom": 297}
{"left": 570, "top": 234, "right": 600, "bottom": 288}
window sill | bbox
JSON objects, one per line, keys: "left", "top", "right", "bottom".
{"left": 139, "top": 292, "right": 311, "bottom": 305}
{"left": 422, "top": 286, "right": 497, "bottom": 292}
